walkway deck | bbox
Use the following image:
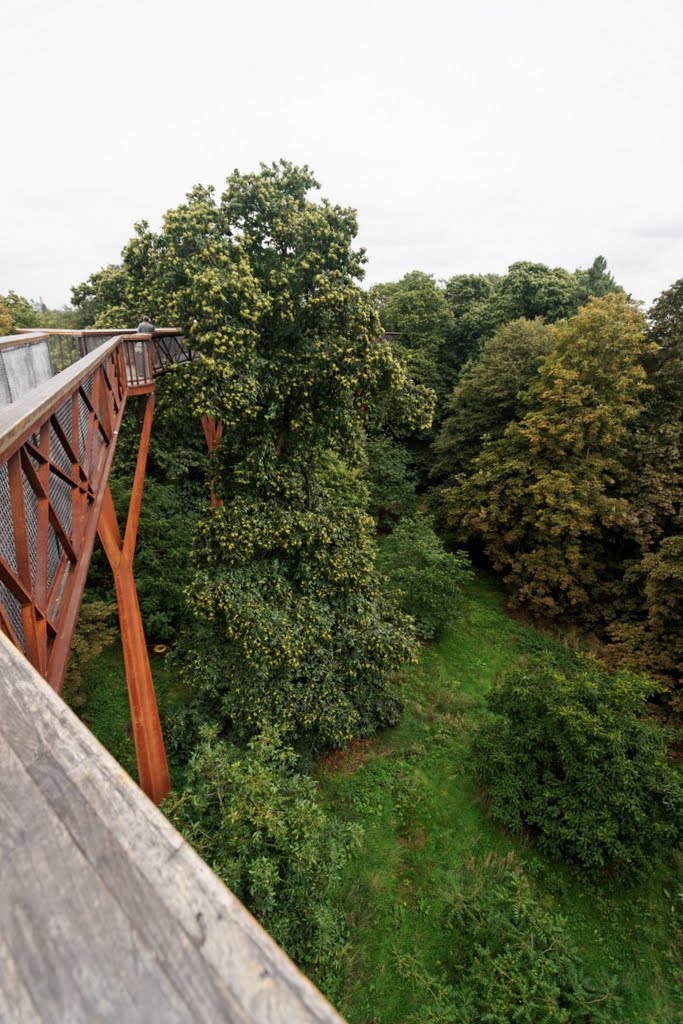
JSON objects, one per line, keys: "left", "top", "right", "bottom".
{"left": 0, "top": 632, "right": 345, "bottom": 1024}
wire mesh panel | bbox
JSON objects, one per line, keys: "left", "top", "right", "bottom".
{"left": 48, "top": 335, "right": 81, "bottom": 373}
{"left": 0, "top": 460, "right": 23, "bottom": 647}
{"left": 0, "top": 345, "right": 126, "bottom": 687}
{"left": 31, "top": 342, "right": 54, "bottom": 383}
{"left": 3, "top": 346, "right": 37, "bottom": 399}
{"left": 0, "top": 331, "right": 191, "bottom": 689}
{"left": 0, "top": 341, "right": 55, "bottom": 405}
{"left": 21, "top": 471, "right": 38, "bottom": 591}
{"left": 0, "top": 462, "right": 17, "bottom": 575}
{"left": 0, "top": 360, "right": 11, "bottom": 407}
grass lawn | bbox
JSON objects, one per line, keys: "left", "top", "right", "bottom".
{"left": 68, "top": 574, "right": 682, "bottom": 1022}
{"left": 74, "top": 642, "right": 188, "bottom": 784}
{"left": 316, "top": 575, "right": 683, "bottom": 1023}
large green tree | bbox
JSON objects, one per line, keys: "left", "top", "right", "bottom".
{"left": 431, "top": 317, "right": 553, "bottom": 484}
{"left": 370, "top": 271, "right": 454, "bottom": 405}
{"left": 71, "top": 263, "right": 141, "bottom": 328}
{"left": 624, "top": 278, "right": 683, "bottom": 550}
{"left": 2, "top": 290, "right": 40, "bottom": 328}
{"left": 84, "top": 161, "right": 432, "bottom": 749}
{"left": 442, "top": 294, "right": 648, "bottom": 620}
{"left": 441, "top": 257, "right": 621, "bottom": 372}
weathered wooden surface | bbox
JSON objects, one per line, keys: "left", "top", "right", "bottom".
{"left": 0, "top": 332, "right": 49, "bottom": 351}
{"left": 0, "top": 633, "right": 346, "bottom": 1024}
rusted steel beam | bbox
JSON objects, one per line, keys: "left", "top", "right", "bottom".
{"left": 0, "top": 331, "right": 188, "bottom": 803}
{"left": 98, "top": 398, "right": 171, "bottom": 804}
{"left": 123, "top": 394, "right": 155, "bottom": 566}
{"left": 44, "top": 367, "right": 128, "bottom": 690}
{"left": 200, "top": 414, "right": 224, "bottom": 508}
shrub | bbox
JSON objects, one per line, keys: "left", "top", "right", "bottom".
{"left": 471, "top": 658, "right": 683, "bottom": 873}
{"left": 364, "top": 435, "right": 418, "bottom": 528}
{"left": 62, "top": 599, "right": 117, "bottom": 712}
{"left": 164, "top": 725, "right": 360, "bottom": 988}
{"left": 401, "top": 857, "right": 618, "bottom": 1023}
{"left": 378, "top": 512, "right": 472, "bottom": 639}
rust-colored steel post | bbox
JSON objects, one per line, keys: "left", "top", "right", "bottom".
{"left": 200, "top": 414, "right": 224, "bottom": 508}
{"left": 97, "top": 394, "right": 171, "bottom": 805}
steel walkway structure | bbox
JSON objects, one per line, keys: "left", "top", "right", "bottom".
{"left": 0, "top": 328, "right": 192, "bottom": 804}
{"left": 0, "top": 327, "right": 344, "bottom": 1022}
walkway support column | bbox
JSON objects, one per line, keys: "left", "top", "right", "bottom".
{"left": 97, "top": 394, "right": 171, "bottom": 804}
{"left": 200, "top": 414, "right": 224, "bottom": 508}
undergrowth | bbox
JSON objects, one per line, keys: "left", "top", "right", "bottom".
{"left": 316, "top": 576, "right": 683, "bottom": 1023}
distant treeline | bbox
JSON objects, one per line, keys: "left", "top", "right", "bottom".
{"left": 0, "top": 290, "right": 81, "bottom": 333}
{"left": 371, "top": 261, "right": 683, "bottom": 720}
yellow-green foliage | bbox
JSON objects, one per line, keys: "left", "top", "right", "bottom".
{"left": 164, "top": 725, "right": 360, "bottom": 984}
{"left": 442, "top": 294, "right": 649, "bottom": 619}
{"left": 0, "top": 296, "right": 13, "bottom": 335}
{"left": 87, "top": 161, "right": 433, "bottom": 749}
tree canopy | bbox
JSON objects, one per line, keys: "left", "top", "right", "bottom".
{"left": 440, "top": 293, "right": 648, "bottom": 619}
{"left": 78, "top": 161, "right": 433, "bottom": 749}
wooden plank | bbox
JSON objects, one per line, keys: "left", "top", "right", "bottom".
{"left": 0, "top": 634, "right": 346, "bottom": 1024}
{"left": 0, "top": 731, "right": 190, "bottom": 1022}
{"left": 0, "top": 931, "right": 43, "bottom": 1022}
{"left": 0, "top": 333, "right": 50, "bottom": 350}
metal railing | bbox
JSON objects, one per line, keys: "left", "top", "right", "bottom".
{"left": 0, "top": 326, "right": 346, "bottom": 1021}
{"left": 0, "top": 330, "right": 187, "bottom": 688}
{"left": 7, "top": 328, "right": 193, "bottom": 398}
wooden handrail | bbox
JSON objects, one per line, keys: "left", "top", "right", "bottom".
{"left": 0, "top": 632, "right": 346, "bottom": 1024}
{"left": 12, "top": 327, "right": 182, "bottom": 337}
{"left": 0, "top": 335, "right": 123, "bottom": 458}
{"left": 0, "top": 331, "right": 50, "bottom": 350}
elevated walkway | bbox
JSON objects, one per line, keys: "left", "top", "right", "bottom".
{"left": 0, "top": 328, "right": 346, "bottom": 1021}
{"left": 0, "top": 632, "right": 343, "bottom": 1023}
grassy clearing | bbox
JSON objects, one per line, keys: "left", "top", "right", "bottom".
{"left": 317, "top": 576, "right": 683, "bottom": 1024}
{"left": 69, "top": 574, "right": 682, "bottom": 1021}
{"left": 75, "top": 643, "right": 188, "bottom": 783}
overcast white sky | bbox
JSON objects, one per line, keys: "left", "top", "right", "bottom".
{"left": 2, "top": 0, "right": 682, "bottom": 309}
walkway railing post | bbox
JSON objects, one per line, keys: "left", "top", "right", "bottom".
{"left": 97, "top": 393, "right": 171, "bottom": 804}
{"left": 200, "top": 414, "right": 224, "bottom": 508}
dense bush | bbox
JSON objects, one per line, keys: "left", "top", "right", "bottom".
{"left": 114, "top": 476, "right": 199, "bottom": 642}
{"left": 378, "top": 512, "right": 472, "bottom": 640}
{"left": 471, "top": 659, "right": 683, "bottom": 873}
{"left": 62, "top": 599, "right": 117, "bottom": 712}
{"left": 164, "top": 726, "right": 359, "bottom": 988}
{"left": 401, "top": 857, "right": 618, "bottom": 1023}
{"left": 364, "top": 435, "right": 418, "bottom": 528}
{"left": 441, "top": 294, "right": 649, "bottom": 623}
